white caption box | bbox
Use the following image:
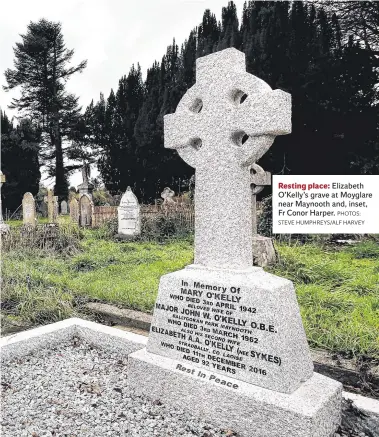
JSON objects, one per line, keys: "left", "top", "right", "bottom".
{"left": 272, "top": 175, "right": 379, "bottom": 234}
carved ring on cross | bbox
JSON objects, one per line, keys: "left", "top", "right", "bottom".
{"left": 164, "top": 48, "right": 291, "bottom": 169}
{"left": 250, "top": 163, "right": 271, "bottom": 195}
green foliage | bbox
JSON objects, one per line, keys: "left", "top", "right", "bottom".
{"left": 1, "top": 112, "right": 41, "bottom": 213}
{"left": 2, "top": 231, "right": 378, "bottom": 358}
{"left": 1, "top": 224, "right": 82, "bottom": 255}
{"left": 350, "top": 240, "right": 379, "bottom": 260}
{"left": 268, "top": 242, "right": 379, "bottom": 357}
{"left": 3, "top": 19, "right": 87, "bottom": 199}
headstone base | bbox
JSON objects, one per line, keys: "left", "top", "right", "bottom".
{"left": 0, "top": 223, "right": 10, "bottom": 233}
{"left": 128, "top": 348, "right": 342, "bottom": 437}
{"left": 116, "top": 233, "right": 138, "bottom": 241}
{"left": 252, "top": 235, "right": 276, "bottom": 267}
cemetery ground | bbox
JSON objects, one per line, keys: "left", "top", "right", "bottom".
{"left": 2, "top": 222, "right": 379, "bottom": 388}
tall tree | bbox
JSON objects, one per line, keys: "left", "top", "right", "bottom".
{"left": 3, "top": 19, "right": 87, "bottom": 199}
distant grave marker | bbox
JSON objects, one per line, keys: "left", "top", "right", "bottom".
{"left": 22, "top": 192, "right": 36, "bottom": 227}
{"left": 118, "top": 187, "right": 140, "bottom": 237}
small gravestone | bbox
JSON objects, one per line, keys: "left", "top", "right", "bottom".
{"left": 117, "top": 187, "right": 140, "bottom": 238}
{"left": 128, "top": 48, "right": 341, "bottom": 437}
{"left": 161, "top": 187, "right": 176, "bottom": 209}
{"left": 250, "top": 164, "right": 276, "bottom": 267}
{"left": 79, "top": 194, "right": 93, "bottom": 227}
{"left": 22, "top": 192, "right": 36, "bottom": 227}
{"left": 69, "top": 198, "right": 79, "bottom": 223}
{"left": 0, "top": 171, "right": 10, "bottom": 233}
{"left": 44, "top": 189, "right": 58, "bottom": 223}
{"left": 61, "top": 200, "right": 68, "bottom": 215}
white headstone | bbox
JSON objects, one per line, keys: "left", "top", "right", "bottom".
{"left": 128, "top": 48, "right": 341, "bottom": 437}
{"left": 22, "top": 192, "right": 36, "bottom": 227}
{"left": 118, "top": 187, "right": 140, "bottom": 237}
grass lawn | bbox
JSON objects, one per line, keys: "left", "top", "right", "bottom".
{"left": 2, "top": 225, "right": 379, "bottom": 359}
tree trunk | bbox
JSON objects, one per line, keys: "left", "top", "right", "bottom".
{"left": 52, "top": 117, "right": 68, "bottom": 200}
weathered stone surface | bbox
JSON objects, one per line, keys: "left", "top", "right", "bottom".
{"left": 22, "top": 192, "right": 36, "bottom": 227}
{"left": 117, "top": 187, "right": 140, "bottom": 237}
{"left": 61, "top": 200, "right": 68, "bottom": 215}
{"left": 161, "top": 187, "right": 176, "bottom": 209}
{"left": 129, "top": 348, "right": 342, "bottom": 437}
{"left": 69, "top": 198, "right": 79, "bottom": 223}
{"left": 252, "top": 235, "right": 276, "bottom": 267}
{"left": 146, "top": 266, "right": 313, "bottom": 394}
{"left": 44, "top": 189, "right": 57, "bottom": 223}
{"left": 79, "top": 194, "right": 93, "bottom": 227}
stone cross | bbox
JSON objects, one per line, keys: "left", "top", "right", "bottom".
{"left": 44, "top": 189, "right": 58, "bottom": 223}
{"left": 164, "top": 48, "right": 291, "bottom": 269}
{"left": 250, "top": 163, "right": 271, "bottom": 234}
{"left": 161, "top": 187, "right": 176, "bottom": 210}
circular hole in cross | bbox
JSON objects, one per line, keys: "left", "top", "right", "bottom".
{"left": 189, "top": 98, "right": 203, "bottom": 113}
{"left": 232, "top": 131, "right": 250, "bottom": 147}
{"left": 232, "top": 90, "right": 248, "bottom": 105}
{"left": 190, "top": 137, "right": 202, "bottom": 150}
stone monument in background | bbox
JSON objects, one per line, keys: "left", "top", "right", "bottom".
{"left": 128, "top": 48, "right": 341, "bottom": 437}
{"left": 69, "top": 198, "right": 79, "bottom": 223}
{"left": 78, "top": 162, "right": 94, "bottom": 198}
{"left": 250, "top": 163, "right": 276, "bottom": 267}
{"left": 161, "top": 187, "right": 176, "bottom": 210}
{"left": 117, "top": 186, "right": 140, "bottom": 238}
{"left": 0, "top": 171, "right": 10, "bottom": 233}
{"left": 22, "top": 192, "right": 36, "bottom": 227}
{"left": 79, "top": 194, "right": 93, "bottom": 227}
{"left": 44, "top": 189, "right": 58, "bottom": 223}
{"left": 61, "top": 200, "right": 68, "bottom": 215}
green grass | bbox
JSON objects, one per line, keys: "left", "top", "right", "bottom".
{"left": 267, "top": 242, "right": 379, "bottom": 358}
{"left": 2, "top": 230, "right": 378, "bottom": 359}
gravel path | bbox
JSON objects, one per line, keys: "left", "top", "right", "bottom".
{"left": 0, "top": 337, "right": 371, "bottom": 437}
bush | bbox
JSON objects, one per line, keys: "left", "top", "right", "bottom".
{"left": 140, "top": 213, "right": 193, "bottom": 241}
{"left": 350, "top": 240, "right": 379, "bottom": 259}
{"left": 1, "top": 224, "right": 82, "bottom": 254}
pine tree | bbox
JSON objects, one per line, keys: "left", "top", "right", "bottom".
{"left": 3, "top": 19, "right": 86, "bottom": 199}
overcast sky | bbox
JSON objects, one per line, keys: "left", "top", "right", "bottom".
{"left": 0, "top": 0, "right": 246, "bottom": 187}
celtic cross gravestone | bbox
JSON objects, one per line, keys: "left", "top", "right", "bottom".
{"left": 128, "top": 48, "right": 341, "bottom": 437}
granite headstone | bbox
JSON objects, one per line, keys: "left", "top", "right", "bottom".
{"left": 128, "top": 48, "right": 342, "bottom": 437}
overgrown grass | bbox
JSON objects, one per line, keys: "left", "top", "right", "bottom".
{"left": 2, "top": 225, "right": 378, "bottom": 359}
{"left": 268, "top": 242, "right": 379, "bottom": 358}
